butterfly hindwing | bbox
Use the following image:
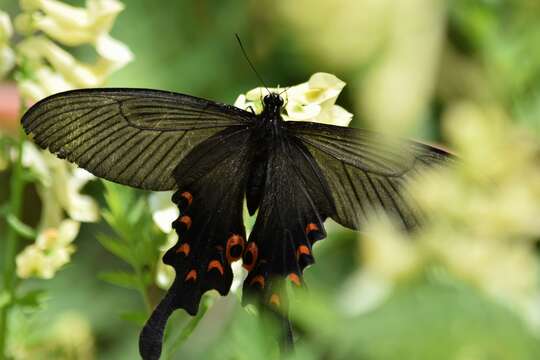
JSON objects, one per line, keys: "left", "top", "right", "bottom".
{"left": 140, "top": 126, "right": 253, "bottom": 359}
{"left": 21, "top": 88, "right": 254, "bottom": 191}
{"left": 242, "top": 133, "right": 334, "bottom": 307}
{"left": 286, "top": 121, "right": 451, "bottom": 230}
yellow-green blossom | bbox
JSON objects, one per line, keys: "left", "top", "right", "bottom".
{"left": 16, "top": 219, "right": 79, "bottom": 279}
{"left": 356, "top": 101, "right": 540, "bottom": 329}
{"left": 0, "top": 11, "right": 15, "bottom": 78}
{"left": 149, "top": 192, "right": 178, "bottom": 234}
{"left": 10, "top": 0, "right": 129, "bottom": 282}
{"left": 14, "top": 0, "right": 133, "bottom": 102}
{"left": 22, "top": 142, "right": 99, "bottom": 226}
{"left": 48, "top": 312, "right": 95, "bottom": 360}
{"left": 234, "top": 72, "right": 352, "bottom": 126}
{"left": 154, "top": 232, "right": 177, "bottom": 289}
{"left": 361, "top": 213, "right": 423, "bottom": 282}
{"left": 15, "top": 141, "right": 97, "bottom": 280}
{"left": 275, "top": 0, "right": 446, "bottom": 136}
{"left": 149, "top": 192, "right": 178, "bottom": 289}
{"left": 18, "top": 0, "right": 125, "bottom": 46}
{"left": 9, "top": 311, "right": 95, "bottom": 359}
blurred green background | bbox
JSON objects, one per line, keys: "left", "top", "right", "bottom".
{"left": 1, "top": 0, "right": 540, "bottom": 359}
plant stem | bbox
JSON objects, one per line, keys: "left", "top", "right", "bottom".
{"left": 0, "top": 128, "right": 26, "bottom": 359}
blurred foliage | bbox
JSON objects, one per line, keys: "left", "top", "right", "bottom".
{"left": 98, "top": 181, "right": 166, "bottom": 319}
{"left": 1, "top": 0, "right": 540, "bottom": 359}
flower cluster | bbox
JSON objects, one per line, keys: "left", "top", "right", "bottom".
{"left": 15, "top": 143, "right": 98, "bottom": 280}
{"left": 14, "top": 0, "right": 133, "bottom": 102}
{"left": 354, "top": 101, "right": 540, "bottom": 328}
{"left": 234, "top": 72, "right": 352, "bottom": 126}
{"left": 16, "top": 219, "right": 79, "bottom": 278}
{"left": 0, "top": 0, "right": 132, "bottom": 280}
{"left": 0, "top": 11, "right": 15, "bottom": 78}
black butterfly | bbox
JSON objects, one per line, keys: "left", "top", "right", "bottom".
{"left": 21, "top": 87, "right": 449, "bottom": 359}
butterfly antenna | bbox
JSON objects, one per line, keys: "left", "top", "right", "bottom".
{"left": 279, "top": 87, "right": 290, "bottom": 107}
{"left": 235, "top": 34, "right": 271, "bottom": 95}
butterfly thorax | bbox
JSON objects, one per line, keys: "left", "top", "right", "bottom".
{"left": 257, "top": 93, "right": 285, "bottom": 135}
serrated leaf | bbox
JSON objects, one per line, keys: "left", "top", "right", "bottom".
{"left": 127, "top": 197, "right": 146, "bottom": 225}
{"left": 97, "top": 235, "right": 134, "bottom": 265}
{"left": 99, "top": 271, "right": 141, "bottom": 290}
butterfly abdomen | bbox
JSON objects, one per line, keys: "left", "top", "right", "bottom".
{"left": 241, "top": 132, "right": 335, "bottom": 308}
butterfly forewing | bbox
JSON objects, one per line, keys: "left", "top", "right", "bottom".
{"left": 21, "top": 88, "right": 254, "bottom": 191}
{"left": 286, "top": 121, "right": 450, "bottom": 230}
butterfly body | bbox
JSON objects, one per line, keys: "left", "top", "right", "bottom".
{"left": 21, "top": 87, "right": 450, "bottom": 360}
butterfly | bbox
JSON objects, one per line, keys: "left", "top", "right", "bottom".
{"left": 21, "top": 87, "right": 450, "bottom": 360}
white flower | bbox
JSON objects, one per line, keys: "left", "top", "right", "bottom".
{"left": 22, "top": 143, "right": 98, "bottom": 225}
{"left": 17, "top": 35, "right": 130, "bottom": 93}
{"left": 19, "top": 141, "right": 98, "bottom": 250}
{"left": 230, "top": 261, "right": 247, "bottom": 294}
{"left": 18, "top": 64, "right": 73, "bottom": 102}
{"left": 0, "top": 11, "right": 12, "bottom": 43}
{"left": 0, "top": 11, "right": 15, "bottom": 78}
{"left": 16, "top": 219, "right": 79, "bottom": 279}
{"left": 361, "top": 213, "right": 423, "bottom": 282}
{"left": 339, "top": 271, "right": 391, "bottom": 316}
{"left": 234, "top": 72, "right": 352, "bottom": 126}
{"left": 148, "top": 192, "right": 181, "bottom": 289}
{"left": 15, "top": 245, "right": 49, "bottom": 279}
{"left": 155, "top": 232, "right": 177, "bottom": 289}
{"left": 21, "top": 141, "right": 51, "bottom": 184}
{"left": 149, "top": 192, "right": 178, "bottom": 234}
{"left": 14, "top": 0, "right": 133, "bottom": 103}
{"left": 51, "top": 312, "right": 95, "bottom": 359}
{"left": 18, "top": 0, "right": 125, "bottom": 45}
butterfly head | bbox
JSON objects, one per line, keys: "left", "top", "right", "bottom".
{"left": 262, "top": 93, "right": 285, "bottom": 122}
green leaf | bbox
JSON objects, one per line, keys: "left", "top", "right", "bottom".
{"left": 120, "top": 310, "right": 148, "bottom": 326}
{"left": 99, "top": 271, "right": 142, "bottom": 290}
{"left": 97, "top": 234, "right": 134, "bottom": 265}
{"left": 0, "top": 292, "right": 11, "bottom": 309}
{"left": 165, "top": 295, "right": 213, "bottom": 359}
{"left": 15, "top": 289, "right": 47, "bottom": 309}
{"left": 127, "top": 196, "right": 146, "bottom": 225}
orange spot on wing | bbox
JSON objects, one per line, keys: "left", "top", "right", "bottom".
{"left": 250, "top": 275, "right": 265, "bottom": 289}
{"left": 226, "top": 234, "right": 245, "bottom": 263}
{"left": 185, "top": 269, "right": 197, "bottom": 282}
{"left": 207, "top": 260, "right": 224, "bottom": 275}
{"left": 242, "top": 242, "right": 258, "bottom": 271}
{"left": 269, "top": 293, "right": 281, "bottom": 307}
{"left": 179, "top": 215, "right": 192, "bottom": 230}
{"left": 305, "top": 223, "right": 319, "bottom": 234}
{"left": 181, "top": 191, "right": 193, "bottom": 206}
{"left": 296, "top": 245, "right": 311, "bottom": 259}
{"left": 176, "top": 243, "right": 190, "bottom": 256}
{"left": 288, "top": 273, "right": 301, "bottom": 286}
